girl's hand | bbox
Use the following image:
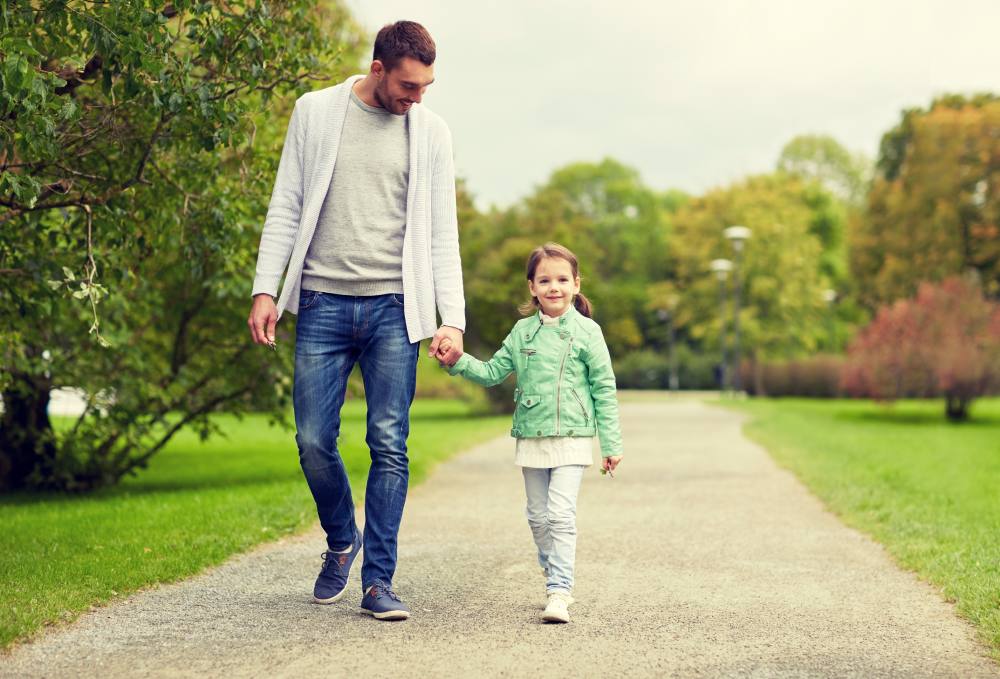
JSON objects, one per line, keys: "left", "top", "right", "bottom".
{"left": 601, "top": 455, "right": 622, "bottom": 477}
{"left": 435, "top": 338, "right": 461, "bottom": 367}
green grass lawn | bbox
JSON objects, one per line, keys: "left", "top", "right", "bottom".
{"left": 0, "top": 398, "right": 508, "bottom": 649}
{"left": 727, "top": 396, "right": 1000, "bottom": 658}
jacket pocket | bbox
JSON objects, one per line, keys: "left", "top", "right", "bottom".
{"left": 519, "top": 348, "right": 536, "bottom": 368}
{"left": 519, "top": 394, "right": 541, "bottom": 409}
{"left": 570, "top": 389, "right": 590, "bottom": 425}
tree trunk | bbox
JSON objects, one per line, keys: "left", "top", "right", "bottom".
{"left": 0, "top": 374, "right": 56, "bottom": 491}
{"left": 752, "top": 360, "right": 765, "bottom": 397}
{"left": 945, "top": 394, "right": 970, "bottom": 422}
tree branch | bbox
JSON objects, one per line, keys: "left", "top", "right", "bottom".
{"left": 0, "top": 112, "right": 169, "bottom": 213}
{"left": 118, "top": 385, "right": 253, "bottom": 478}
{"left": 52, "top": 55, "right": 104, "bottom": 96}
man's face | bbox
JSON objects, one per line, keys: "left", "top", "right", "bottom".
{"left": 373, "top": 57, "right": 435, "bottom": 115}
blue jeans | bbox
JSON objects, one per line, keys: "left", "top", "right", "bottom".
{"left": 293, "top": 291, "right": 419, "bottom": 591}
{"left": 522, "top": 465, "right": 586, "bottom": 593}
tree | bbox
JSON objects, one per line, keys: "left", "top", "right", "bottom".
{"left": 461, "top": 160, "right": 674, "bottom": 338}
{"left": 456, "top": 160, "right": 676, "bottom": 408}
{"left": 841, "top": 276, "right": 1000, "bottom": 420}
{"left": 0, "top": 1, "right": 365, "bottom": 490}
{"left": 851, "top": 94, "right": 1000, "bottom": 308}
{"left": 669, "top": 173, "right": 843, "bottom": 364}
{"left": 777, "top": 134, "right": 872, "bottom": 209}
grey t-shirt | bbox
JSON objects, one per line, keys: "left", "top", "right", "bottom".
{"left": 300, "top": 89, "right": 409, "bottom": 296}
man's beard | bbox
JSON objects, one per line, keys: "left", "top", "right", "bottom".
{"left": 373, "top": 83, "right": 405, "bottom": 116}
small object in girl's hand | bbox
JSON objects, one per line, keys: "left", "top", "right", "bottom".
{"left": 601, "top": 467, "right": 614, "bottom": 478}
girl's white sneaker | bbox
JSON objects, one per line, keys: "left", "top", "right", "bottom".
{"left": 542, "top": 591, "right": 573, "bottom": 623}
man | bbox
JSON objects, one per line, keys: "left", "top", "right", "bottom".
{"left": 247, "top": 21, "right": 464, "bottom": 621}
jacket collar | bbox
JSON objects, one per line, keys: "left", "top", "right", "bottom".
{"left": 524, "top": 305, "right": 578, "bottom": 341}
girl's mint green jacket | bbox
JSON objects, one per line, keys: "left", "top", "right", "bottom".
{"left": 448, "top": 307, "right": 623, "bottom": 458}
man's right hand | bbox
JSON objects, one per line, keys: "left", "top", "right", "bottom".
{"left": 248, "top": 294, "right": 278, "bottom": 346}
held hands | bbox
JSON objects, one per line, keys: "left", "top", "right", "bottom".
{"left": 429, "top": 326, "right": 463, "bottom": 367}
{"left": 600, "top": 455, "right": 623, "bottom": 477}
{"left": 433, "top": 336, "right": 461, "bottom": 366}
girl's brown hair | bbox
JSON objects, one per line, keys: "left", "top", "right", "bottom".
{"left": 518, "top": 242, "right": 593, "bottom": 318}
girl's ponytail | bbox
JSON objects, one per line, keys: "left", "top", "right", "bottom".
{"left": 573, "top": 292, "right": 593, "bottom": 318}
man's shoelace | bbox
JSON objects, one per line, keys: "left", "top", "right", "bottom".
{"left": 370, "top": 584, "right": 401, "bottom": 601}
{"left": 320, "top": 551, "right": 346, "bottom": 574}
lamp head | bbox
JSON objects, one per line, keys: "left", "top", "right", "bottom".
{"left": 724, "top": 225, "right": 752, "bottom": 252}
{"left": 710, "top": 258, "right": 733, "bottom": 281}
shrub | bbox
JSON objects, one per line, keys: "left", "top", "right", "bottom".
{"left": 840, "top": 276, "right": 1000, "bottom": 420}
{"left": 741, "top": 355, "right": 846, "bottom": 397}
{"left": 613, "top": 346, "right": 718, "bottom": 390}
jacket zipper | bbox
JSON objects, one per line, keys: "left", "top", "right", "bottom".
{"left": 571, "top": 389, "right": 589, "bottom": 425}
{"left": 555, "top": 338, "right": 573, "bottom": 435}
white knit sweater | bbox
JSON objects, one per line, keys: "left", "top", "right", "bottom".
{"left": 251, "top": 75, "right": 466, "bottom": 342}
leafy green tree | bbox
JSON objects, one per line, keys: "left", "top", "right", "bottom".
{"left": 457, "top": 160, "right": 678, "bottom": 406}
{"left": 0, "top": 0, "right": 365, "bottom": 490}
{"left": 777, "top": 134, "right": 872, "bottom": 209}
{"left": 670, "top": 173, "right": 838, "bottom": 363}
{"left": 852, "top": 94, "right": 1000, "bottom": 307}
{"left": 460, "top": 159, "right": 673, "bottom": 352}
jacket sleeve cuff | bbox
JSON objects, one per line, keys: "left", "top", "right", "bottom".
{"left": 447, "top": 353, "right": 470, "bottom": 376}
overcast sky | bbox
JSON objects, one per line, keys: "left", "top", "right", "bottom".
{"left": 344, "top": 1, "right": 1000, "bottom": 208}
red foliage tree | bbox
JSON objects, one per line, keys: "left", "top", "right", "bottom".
{"left": 841, "top": 277, "right": 1000, "bottom": 420}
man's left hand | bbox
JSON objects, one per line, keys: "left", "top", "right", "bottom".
{"left": 428, "top": 325, "right": 463, "bottom": 365}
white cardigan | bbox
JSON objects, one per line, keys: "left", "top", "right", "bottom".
{"left": 251, "top": 75, "right": 466, "bottom": 342}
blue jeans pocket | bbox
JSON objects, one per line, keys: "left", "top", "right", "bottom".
{"left": 299, "top": 289, "right": 320, "bottom": 310}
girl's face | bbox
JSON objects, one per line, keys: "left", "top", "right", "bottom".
{"left": 528, "top": 257, "right": 581, "bottom": 318}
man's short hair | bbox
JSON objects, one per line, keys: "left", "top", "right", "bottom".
{"left": 373, "top": 21, "right": 436, "bottom": 72}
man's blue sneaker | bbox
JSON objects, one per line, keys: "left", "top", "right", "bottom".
{"left": 360, "top": 581, "right": 411, "bottom": 620}
{"left": 313, "top": 532, "right": 361, "bottom": 604}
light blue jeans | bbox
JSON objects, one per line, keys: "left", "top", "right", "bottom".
{"left": 522, "top": 465, "right": 586, "bottom": 593}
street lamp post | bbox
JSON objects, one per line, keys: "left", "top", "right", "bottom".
{"left": 710, "top": 258, "right": 733, "bottom": 392}
{"left": 656, "top": 292, "right": 681, "bottom": 392}
{"left": 822, "top": 288, "right": 837, "bottom": 351}
{"left": 724, "top": 225, "right": 751, "bottom": 394}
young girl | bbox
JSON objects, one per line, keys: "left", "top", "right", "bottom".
{"left": 436, "top": 242, "right": 623, "bottom": 623}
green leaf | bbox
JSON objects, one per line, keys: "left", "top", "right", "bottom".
{"left": 59, "top": 100, "right": 77, "bottom": 120}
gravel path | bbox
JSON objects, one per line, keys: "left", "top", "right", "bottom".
{"left": 2, "top": 399, "right": 997, "bottom": 678}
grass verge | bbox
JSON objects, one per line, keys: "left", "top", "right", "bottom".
{"left": 0, "top": 398, "right": 508, "bottom": 649}
{"left": 725, "top": 397, "right": 1000, "bottom": 659}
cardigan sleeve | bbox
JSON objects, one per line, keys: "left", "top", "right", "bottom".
{"left": 251, "top": 101, "right": 305, "bottom": 298}
{"left": 429, "top": 122, "right": 466, "bottom": 331}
